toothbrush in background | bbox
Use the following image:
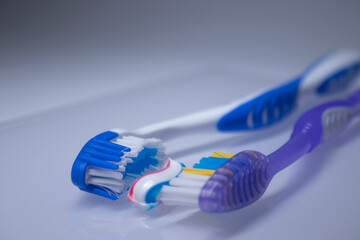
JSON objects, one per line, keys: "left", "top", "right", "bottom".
{"left": 71, "top": 50, "right": 360, "bottom": 200}
{"left": 128, "top": 88, "right": 360, "bottom": 212}
{"left": 114, "top": 50, "right": 360, "bottom": 137}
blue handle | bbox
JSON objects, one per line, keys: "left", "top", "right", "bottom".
{"left": 217, "top": 53, "right": 360, "bottom": 131}
{"left": 217, "top": 77, "right": 301, "bottom": 131}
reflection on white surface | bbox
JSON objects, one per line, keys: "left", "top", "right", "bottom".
{"left": 1, "top": 71, "right": 360, "bottom": 240}
{"left": 2, "top": 1, "right": 360, "bottom": 238}
{"left": 72, "top": 117, "right": 360, "bottom": 240}
{"left": 73, "top": 199, "right": 201, "bottom": 240}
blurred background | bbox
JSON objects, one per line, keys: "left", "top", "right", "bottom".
{"left": 1, "top": 0, "right": 360, "bottom": 125}
{"left": 1, "top": 1, "right": 360, "bottom": 239}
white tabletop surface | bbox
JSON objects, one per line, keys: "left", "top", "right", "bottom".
{"left": 1, "top": 71, "right": 360, "bottom": 240}
{"left": 1, "top": 1, "right": 360, "bottom": 239}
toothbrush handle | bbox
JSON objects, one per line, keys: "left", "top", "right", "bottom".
{"left": 199, "top": 88, "right": 360, "bottom": 213}
{"left": 217, "top": 50, "right": 360, "bottom": 131}
{"left": 267, "top": 88, "right": 360, "bottom": 176}
{"left": 298, "top": 51, "right": 360, "bottom": 97}
{"left": 132, "top": 51, "right": 360, "bottom": 140}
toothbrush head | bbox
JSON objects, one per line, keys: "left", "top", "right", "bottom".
{"left": 199, "top": 150, "right": 271, "bottom": 213}
{"left": 71, "top": 131, "right": 167, "bottom": 200}
{"left": 128, "top": 151, "right": 271, "bottom": 213}
{"left": 128, "top": 158, "right": 183, "bottom": 208}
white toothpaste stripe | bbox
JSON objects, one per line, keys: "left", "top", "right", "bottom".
{"left": 128, "top": 159, "right": 182, "bottom": 207}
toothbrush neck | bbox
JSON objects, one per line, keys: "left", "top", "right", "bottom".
{"left": 267, "top": 90, "right": 360, "bottom": 176}
{"left": 267, "top": 106, "right": 325, "bottom": 176}
{"left": 267, "top": 133, "right": 312, "bottom": 177}
{"left": 134, "top": 104, "right": 235, "bottom": 140}
{"left": 267, "top": 87, "right": 360, "bottom": 177}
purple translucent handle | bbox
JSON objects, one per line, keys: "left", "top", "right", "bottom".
{"left": 199, "top": 89, "right": 360, "bottom": 213}
{"left": 268, "top": 89, "right": 360, "bottom": 175}
{"left": 199, "top": 150, "right": 270, "bottom": 213}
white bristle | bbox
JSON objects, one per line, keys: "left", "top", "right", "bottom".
{"left": 158, "top": 172, "right": 207, "bottom": 207}
{"left": 169, "top": 178, "right": 207, "bottom": 188}
{"left": 158, "top": 196, "right": 199, "bottom": 206}
{"left": 87, "top": 177, "right": 124, "bottom": 189}
{"left": 87, "top": 177, "right": 125, "bottom": 195}
{"left": 123, "top": 151, "right": 139, "bottom": 158}
{"left": 176, "top": 172, "right": 211, "bottom": 181}
{"left": 114, "top": 136, "right": 164, "bottom": 150}
{"left": 85, "top": 135, "right": 167, "bottom": 196}
{"left": 161, "top": 185, "right": 202, "bottom": 197}
{"left": 87, "top": 168, "right": 123, "bottom": 180}
{"left": 119, "top": 159, "right": 128, "bottom": 165}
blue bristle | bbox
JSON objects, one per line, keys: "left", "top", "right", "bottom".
{"left": 125, "top": 147, "right": 159, "bottom": 174}
{"left": 193, "top": 156, "right": 230, "bottom": 170}
{"left": 72, "top": 131, "right": 167, "bottom": 200}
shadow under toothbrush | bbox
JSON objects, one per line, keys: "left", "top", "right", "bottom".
{"left": 72, "top": 191, "right": 131, "bottom": 212}
{"left": 68, "top": 117, "right": 360, "bottom": 240}
{"left": 176, "top": 118, "right": 360, "bottom": 238}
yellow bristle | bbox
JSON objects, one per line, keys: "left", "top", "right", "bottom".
{"left": 211, "top": 151, "right": 235, "bottom": 158}
{"left": 182, "top": 168, "right": 215, "bottom": 176}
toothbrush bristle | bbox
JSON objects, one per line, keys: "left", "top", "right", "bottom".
{"left": 130, "top": 152, "right": 232, "bottom": 208}
{"left": 159, "top": 172, "right": 210, "bottom": 207}
{"left": 199, "top": 150, "right": 271, "bottom": 213}
{"left": 85, "top": 136, "right": 167, "bottom": 198}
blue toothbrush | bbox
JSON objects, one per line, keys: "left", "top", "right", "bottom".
{"left": 71, "top": 50, "right": 360, "bottom": 200}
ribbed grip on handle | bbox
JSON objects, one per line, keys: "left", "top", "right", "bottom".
{"left": 217, "top": 51, "right": 360, "bottom": 132}
{"left": 199, "top": 150, "right": 271, "bottom": 213}
{"left": 217, "top": 78, "right": 301, "bottom": 131}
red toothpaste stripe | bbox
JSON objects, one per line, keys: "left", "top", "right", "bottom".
{"left": 128, "top": 159, "right": 171, "bottom": 203}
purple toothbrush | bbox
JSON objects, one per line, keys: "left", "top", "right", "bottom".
{"left": 199, "top": 88, "right": 360, "bottom": 213}
{"left": 129, "top": 89, "right": 360, "bottom": 213}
